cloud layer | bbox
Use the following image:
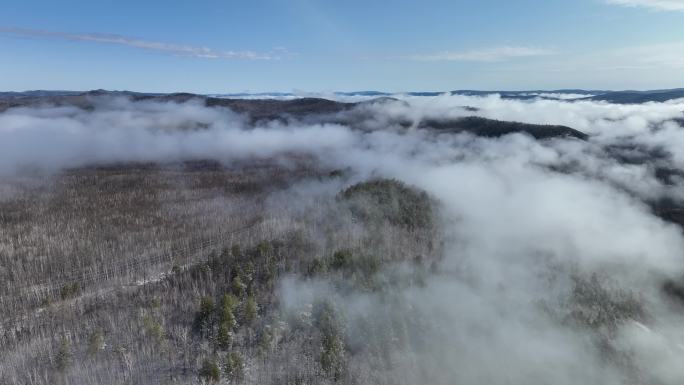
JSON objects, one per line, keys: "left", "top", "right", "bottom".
{"left": 0, "top": 27, "right": 282, "bottom": 60}
{"left": 2, "top": 94, "right": 684, "bottom": 383}
{"left": 409, "top": 46, "right": 555, "bottom": 62}
{"left": 606, "top": 0, "right": 684, "bottom": 11}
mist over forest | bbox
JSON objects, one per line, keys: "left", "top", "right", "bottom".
{"left": 2, "top": 90, "right": 684, "bottom": 385}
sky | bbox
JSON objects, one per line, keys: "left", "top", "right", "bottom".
{"left": 0, "top": 0, "right": 683, "bottom": 93}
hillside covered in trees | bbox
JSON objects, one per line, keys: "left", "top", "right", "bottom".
{"left": 0, "top": 162, "right": 442, "bottom": 385}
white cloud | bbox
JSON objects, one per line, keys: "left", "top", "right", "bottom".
{"left": 474, "top": 41, "right": 684, "bottom": 89}
{"left": 616, "top": 42, "right": 684, "bottom": 69}
{"left": 606, "top": 0, "right": 684, "bottom": 11}
{"left": 410, "top": 46, "right": 556, "bottom": 62}
{"left": 0, "top": 26, "right": 283, "bottom": 60}
{"left": 561, "top": 42, "right": 684, "bottom": 71}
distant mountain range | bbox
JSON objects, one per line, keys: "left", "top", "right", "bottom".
{"left": 1, "top": 88, "right": 682, "bottom": 142}
{"left": 0, "top": 89, "right": 590, "bottom": 142}
{"left": 582, "top": 89, "right": 684, "bottom": 104}
{"left": 1, "top": 87, "right": 683, "bottom": 144}
{"left": 3, "top": 88, "right": 684, "bottom": 104}
{"left": 209, "top": 88, "right": 684, "bottom": 103}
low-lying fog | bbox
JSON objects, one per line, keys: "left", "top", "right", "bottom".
{"left": 3, "top": 93, "right": 684, "bottom": 384}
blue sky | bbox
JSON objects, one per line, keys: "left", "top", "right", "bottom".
{"left": 1, "top": 0, "right": 683, "bottom": 92}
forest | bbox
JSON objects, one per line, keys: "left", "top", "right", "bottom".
{"left": 2, "top": 92, "right": 684, "bottom": 385}
{"left": 0, "top": 160, "right": 441, "bottom": 385}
